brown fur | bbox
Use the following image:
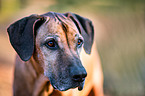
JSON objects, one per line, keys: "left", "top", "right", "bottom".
{"left": 7, "top": 12, "right": 104, "bottom": 96}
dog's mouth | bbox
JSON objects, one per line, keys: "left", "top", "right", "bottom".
{"left": 77, "top": 81, "right": 85, "bottom": 91}
{"left": 51, "top": 80, "right": 85, "bottom": 91}
{"left": 78, "top": 84, "right": 84, "bottom": 91}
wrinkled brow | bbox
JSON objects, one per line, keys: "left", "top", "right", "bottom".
{"left": 61, "top": 22, "right": 68, "bottom": 33}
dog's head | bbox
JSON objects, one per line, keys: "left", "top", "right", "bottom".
{"left": 7, "top": 12, "right": 94, "bottom": 91}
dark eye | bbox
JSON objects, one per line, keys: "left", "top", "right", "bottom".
{"left": 77, "top": 39, "right": 83, "bottom": 48}
{"left": 45, "top": 39, "right": 57, "bottom": 50}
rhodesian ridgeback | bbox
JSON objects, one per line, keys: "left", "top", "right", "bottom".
{"left": 7, "top": 12, "right": 103, "bottom": 96}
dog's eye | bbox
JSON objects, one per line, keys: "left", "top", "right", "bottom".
{"left": 48, "top": 41, "right": 55, "bottom": 47}
{"left": 77, "top": 39, "right": 83, "bottom": 48}
{"left": 45, "top": 40, "right": 57, "bottom": 49}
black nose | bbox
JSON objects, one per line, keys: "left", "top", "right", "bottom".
{"left": 72, "top": 73, "right": 87, "bottom": 82}
{"left": 71, "top": 68, "right": 87, "bottom": 82}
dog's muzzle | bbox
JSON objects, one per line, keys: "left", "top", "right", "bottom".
{"left": 70, "top": 65, "right": 87, "bottom": 91}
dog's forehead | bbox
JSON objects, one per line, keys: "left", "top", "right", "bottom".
{"left": 37, "top": 16, "right": 81, "bottom": 40}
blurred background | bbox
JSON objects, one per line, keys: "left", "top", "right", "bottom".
{"left": 0, "top": 0, "right": 144, "bottom": 96}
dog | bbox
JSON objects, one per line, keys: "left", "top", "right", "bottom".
{"left": 7, "top": 12, "right": 104, "bottom": 96}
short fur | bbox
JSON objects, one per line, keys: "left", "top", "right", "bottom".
{"left": 7, "top": 12, "right": 103, "bottom": 96}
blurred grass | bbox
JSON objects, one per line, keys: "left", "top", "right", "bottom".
{"left": 0, "top": 0, "right": 20, "bottom": 22}
{"left": 97, "top": 12, "right": 145, "bottom": 95}
{"left": 0, "top": 0, "right": 145, "bottom": 96}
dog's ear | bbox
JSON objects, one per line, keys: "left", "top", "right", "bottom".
{"left": 7, "top": 15, "right": 45, "bottom": 61}
{"left": 64, "top": 12, "right": 94, "bottom": 54}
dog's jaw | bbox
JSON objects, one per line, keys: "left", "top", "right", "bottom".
{"left": 50, "top": 78, "right": 85, "bottom": 91}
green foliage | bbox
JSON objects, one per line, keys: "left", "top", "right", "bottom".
{"left": 55, "top": 0, "right": 94, "bottom": 5}
{"left": 48, "top": 0, "right": 144, "bottom": 13}
{"left": 0, "top": 0, "right": 20, "bottom": 22}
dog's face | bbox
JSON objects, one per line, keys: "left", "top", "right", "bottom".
{"left": 7, "top": 12, "right": 94, "bottom": 91}
{"left": 35, "top": 17, "right": 86, "bottom": 91}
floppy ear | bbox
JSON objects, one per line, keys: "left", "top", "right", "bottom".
{"left": 64, "top": 12, "right": 94, "bottom": 54}
{"left": 7, "top": 15, "right": 45, "bottom": 61}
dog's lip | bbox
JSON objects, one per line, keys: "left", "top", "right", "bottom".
{"left": 53, "top": 85, "right": 57, "bottom": 89}
{"left": 78, "top": 86, "right": 83, "bottom": 91}
{"left": 49, "top": 77, "right": 85, "bottom": 91}
{"left": 78, "top": 81, "right": 85, "bottom": 91}
{"left": 52, "top": 82, "right": 85, "bottom": 91}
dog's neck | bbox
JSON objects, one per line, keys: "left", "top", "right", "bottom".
{"left": 27, "top": 56, "right": 56, "bottom": 95}
{"left": 29, "top": 56, "right": 43, "bottom": 75}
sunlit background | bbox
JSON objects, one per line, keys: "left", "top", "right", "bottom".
{"left": 0, "top": 0, "right": 144, "bottom": 96}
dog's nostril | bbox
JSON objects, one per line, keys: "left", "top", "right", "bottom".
{"left": 72, "top": 74, "right": 87, "bottom": 82}
{"left": 82, "top": 74, "right": 87, "bottom": 78}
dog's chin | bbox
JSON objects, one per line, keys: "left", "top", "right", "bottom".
{"left": 50, "top": 80, "right": 85, "bottom": 91}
